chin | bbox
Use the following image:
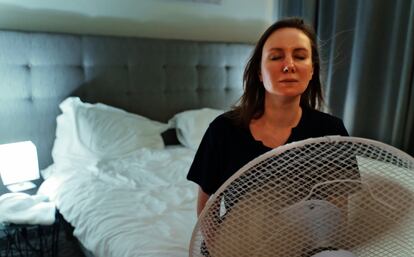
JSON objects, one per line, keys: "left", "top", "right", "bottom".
{"left": 281, "top": 86, "right": 307, "bottom": 95}
{"left": 265, "top": 85, "right": 307, "bottom": 99}
{"left": 276, "top": 89, "right": 307, "bottom": 98}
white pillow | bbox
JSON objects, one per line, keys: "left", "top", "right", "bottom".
{"left": 169, "top": 108, "right": 224, "bottom": 150}
{"left": 52, "top": 97, "right": 169, "bottom": 163}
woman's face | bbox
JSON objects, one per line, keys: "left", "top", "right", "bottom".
{"left": 259, "top": 28, "right": 314, "bottom": 102}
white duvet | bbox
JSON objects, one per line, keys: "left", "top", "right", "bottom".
{"left": 38, "top": 146, "right": 198, "bottom": 257}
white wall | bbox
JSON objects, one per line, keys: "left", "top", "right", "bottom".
{"left": 0, "top": 0, "right": 275, "bottom": 43}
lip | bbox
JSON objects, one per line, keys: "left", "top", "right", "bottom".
{"left": 279, "top": 79, "right": 299, "bottom": 82}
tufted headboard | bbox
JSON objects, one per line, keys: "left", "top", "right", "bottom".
{"left": 0, "top": 30, "right": 253, "bottom": 174}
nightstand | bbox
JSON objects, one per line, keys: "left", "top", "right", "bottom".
{"left": 0, "top": 209, "right": 60, "bottom": 257}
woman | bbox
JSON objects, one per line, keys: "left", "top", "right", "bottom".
{"left": 187, "top": 17, "right": 349, "bottom": 217}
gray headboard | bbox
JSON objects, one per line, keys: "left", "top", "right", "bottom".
{"left": 0, "top": 30, "right": 253, "bottom": 173}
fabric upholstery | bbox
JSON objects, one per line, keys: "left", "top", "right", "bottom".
{"left": 0, "top": 30, "right": 253, "bottom": 171}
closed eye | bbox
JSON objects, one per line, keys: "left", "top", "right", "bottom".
{"left": 295, "top": 56, "right": 307, "bottom": 60}
{"left": 269, "top": 55, "right": 283, "bottom": 61}
{"left": 266, "top": 49, "right": 283, "bottom": 61}
{"left": 293, "top": 49, "right": 310, "bottom": 60}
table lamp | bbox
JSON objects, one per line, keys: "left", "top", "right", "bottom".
{"left": 0, "top": 141, "right": 40, "bottom": 192}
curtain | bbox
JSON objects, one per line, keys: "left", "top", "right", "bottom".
{"left": 275, "top": 0, "right": 414, "bottom": 156}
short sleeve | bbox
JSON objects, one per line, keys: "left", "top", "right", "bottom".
{"left": 335, "top": 119, "right": 349, "bottom": 136}
{"left": 187, "top": 122, "right": 222, "bottom": 196}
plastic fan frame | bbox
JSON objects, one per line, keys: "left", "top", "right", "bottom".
{"left": 189, "top": 136, "right": 414, "bottom": 257}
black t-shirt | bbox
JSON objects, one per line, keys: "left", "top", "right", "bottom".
{"left": 187, "top": 107, "right": 349, "bottom": 195}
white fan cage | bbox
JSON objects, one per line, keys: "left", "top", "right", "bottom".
{"left": 189, "top": 136, "right": 414, "bottom": 257}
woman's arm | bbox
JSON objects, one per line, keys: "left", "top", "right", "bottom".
{"left": 197, "top": 187, "right": 210, "bottom": 217}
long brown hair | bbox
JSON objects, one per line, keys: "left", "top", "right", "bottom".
{"left": 231, "top": 17, "right": 324, "bottom": 127}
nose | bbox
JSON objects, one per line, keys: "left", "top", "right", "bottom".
{"left": 282, "top": 57, "right": 296, "bottom": 73}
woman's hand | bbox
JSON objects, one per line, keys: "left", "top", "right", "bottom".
{"left": 197, "top": 187, "right": 210, "bottom": 217}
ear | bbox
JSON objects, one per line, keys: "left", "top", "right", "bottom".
{"left": 258, "top": 71, "right": 263, "bottom": 82}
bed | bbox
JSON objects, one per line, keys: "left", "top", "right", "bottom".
{"left": 0, "top": 29, "right": 253, "bottom": 256}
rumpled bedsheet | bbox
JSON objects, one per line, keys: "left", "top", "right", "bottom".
{"left": 38, "top": 146, "right": 198, "bottom": 257}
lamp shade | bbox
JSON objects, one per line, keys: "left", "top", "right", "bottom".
{"left": 0, "top": 141, "right": 39, "bottom": 191}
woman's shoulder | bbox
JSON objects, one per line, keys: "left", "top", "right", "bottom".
{"left": 205, "top": 110, "right": 245, "bottom": 137}
{"left": 304, "top": 107, "right": 344, "bottom": 123}
{"left": 209, "top": 110, "right": 239, "bottom": 128}
{"left": 302, "top": 107, "right": 349, "bottom": 136}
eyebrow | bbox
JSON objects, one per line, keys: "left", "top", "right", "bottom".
{"left": 267, "top": 47, "right": 310, "bottom": 52}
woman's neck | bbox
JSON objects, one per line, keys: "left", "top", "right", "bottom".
{"left": 260, "top": 97, "right": 302, "bottom": 129}
{"left": 249, "top": 96, "right": 303, "bottom": 148}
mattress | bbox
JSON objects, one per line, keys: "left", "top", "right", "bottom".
{"left": 38, "top": 146, "right": 198, "bottom": 257}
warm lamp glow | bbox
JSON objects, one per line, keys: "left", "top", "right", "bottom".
{"left": 0, "top": 141, "right": 39, "bottom": 192}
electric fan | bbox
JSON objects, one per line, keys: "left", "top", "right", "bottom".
{"left": 189, "top": 136, "right": 414, "bottom": 257}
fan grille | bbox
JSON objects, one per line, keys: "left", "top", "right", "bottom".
{"left": 189, "top": 136, "right": 414, "bottom": 257}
